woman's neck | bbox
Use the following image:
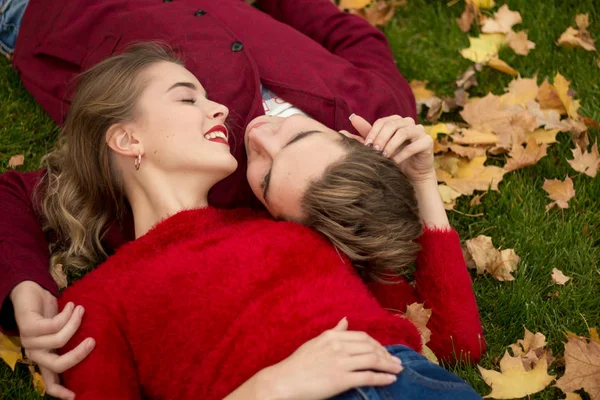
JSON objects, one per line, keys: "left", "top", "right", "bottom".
{"left": 126, "top": 170, "right": 213, "bottom": 238}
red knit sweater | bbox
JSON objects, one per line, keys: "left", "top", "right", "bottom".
{"left": 58, "top": 208, "right": 484, "bottom": 399}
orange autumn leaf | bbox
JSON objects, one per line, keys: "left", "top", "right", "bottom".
{"left": 567, "top": 142, "right": 600, "bottom": 178}
{"left": 339, "top": 0, "right": 371, "bottom": 9}
{"left": 8, "top": 154, "right": 25, "bottom": 168}
{"left": 543, "top": 176, "right": 575, "bottom": 211}
{"left": 487, "top": 57, "right": 519, "bottom": 76}
{"left": 537, "top": 78, "right": 566, "bottom": 113}
{"left": 504, "top": 137, "right": 548, "bottom": 172}
{"left": 404, "top": 303, "right": 432, "bottom": 345}
{"left": 436, "top": 155, "right": 506, "bottom": 195}
{"left": 464, "top": 235, "right": 519, "bottom": 281}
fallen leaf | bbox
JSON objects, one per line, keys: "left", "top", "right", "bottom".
{"left": 555, "top": 336, "right": 600, "bottom": 400}
{"left": 448, "top": 143, "right": 488, "bottom": 159}
{"left": 553, "top": 73, "right": 581, "bottom": 120}
{"left": 537, "top": 78, "right": 567, "bottom": 113}
{"left": 425, "top": 97, "right": 445, "bottom": 123}
{"left": 543, "top": 176, "right": 575, "bottom": 211}
{"left": 506, "top": 30, "right": 536, "bottom": 55}
{"left": 557, "top": 26, "right": 596, "bottom": 52}
{"left": 454, "top": 88, "right": 470, "bottom": 107}
{"left": 421, "top": 344, "right": 439, "bottom": 365}
{"left": 487, "top": 57, "right": 519, "bottom": 76}
{"left": 457, "top": 2, "right": 478, "bottom": 32}
{"left": 436, "top": 156, "right": 506, "bottom": 195}
{"left": 565, "top": 393, "right": 583, "bottom": 400}
{"left": 479, "top": 352, "right": 555, "bottom": 398}
{"left": 339, "top": 0, "right": 371, "bottom": 9}
{"left": 491, "top": 110, "right": 538, "bottom": 153}
{"left": 0, "top": 333, "right": 22, "bottom": 371}
{"left": 464, "top": 235, "right": 519, "bottom": 280}
{"left": 470, "top": 193, "right": 484, "bottom": 206}
{"left": 466, "top": 0, "right": 495, "bottom": 9}
{"left": 460, "top": 34, "right": 507, "bottom": 63}
{"left": 438, "top": 184, "right": 462, "bottom": 210}
{"left": 410, "top": 80, "right": 438, "bottom": 114}
{"left": 552, "top": 268, "right": 572, "bottom": 285}
{"left": 28, "top": 365, "right": 46, "bottom": 397}
{"left": 567, "top": 142, "right": 600, "bottom": 178}
{"left": 481, "top": 5, "right": 523, "bottom": 34}
{"left": 51, "top": 264, "right": 68, "bottom": 290}
{"left": 8, "top": 154, "right": 25, "bottom": 168}
{"left": 349, "top": 0, "right": 401, "bottom": 27}
{"left": 505, "top": 137, "right": 548, "bottom": 172}
{"left": 460, "top": 93, "right": 507, "bottom": 132}
{"left": 456, "top": 66, "right": 478, "bottom": 90}
{"left": 527, "top": 128, "right": 560, "bottom": 144}
{"left": 452, "top": 129, "right": 498, "bottom": 145}
{"left": 509, "top": 328, "right": 554, "bottom": 371}
{"left": 576, "top": 13, "right": 590, "bottom": 30}
{"left": 404, "top": 303, "right": 432, "bottom": 345}
{"left": 424, "top": 123, "right": 452, "bottom": 140}
{"left": 502, "top": 76, "right": 539, "bottom": 107}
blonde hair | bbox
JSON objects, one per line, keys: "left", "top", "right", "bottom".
{"left": 38, "top": 42, "right": 183, "bottom": 277}
{"left": 302, "top": 136, "right": 423, "bottom": 282}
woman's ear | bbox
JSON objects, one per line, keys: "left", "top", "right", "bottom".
{"left": 106, "top": 123, "right": 143, "bottom": 157}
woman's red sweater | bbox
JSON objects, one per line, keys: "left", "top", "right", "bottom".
{"left": 58, "top": 208, "right": 484, "bottom": 399}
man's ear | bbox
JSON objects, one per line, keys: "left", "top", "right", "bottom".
{"left": 106, "top": 123, "right": 143, "bottom": 157}
{"left": 339, "top": 130, "right": 365, "bottom": 144}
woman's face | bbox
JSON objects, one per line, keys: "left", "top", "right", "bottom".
{"left": 130, "top": 61, "right": 237, "bottom": 181}
{"left": 245, "top": 115, "right": 350, "bottom": 220}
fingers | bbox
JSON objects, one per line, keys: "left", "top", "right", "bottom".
{"left": 349, "top": 114, "right": 373, "bottom": 138}
{"left": 393, "top": 136, "right": 434, "bottom": 165}
{"left": 27, "top": 337, "right": 95, "bottom": 374}
{"left": 19, "top": 302, "right": 75, "bottom": 338}
{"left": 345, "top": 352, "right": 403, "bottom": 375}
{"left": 21, "top": 306, "right": 85, "bottom": 349}
{"left": 347, "top": 370, "right": 398, "bottom": 388}
{"left": 40, "top": 367, "right": 75, "bottom": 400}
{"left": 365, "top": 116, "right": 415, "bottom": 149}
{"left": 332, "top": 317, "right": 349, "bottom": 332}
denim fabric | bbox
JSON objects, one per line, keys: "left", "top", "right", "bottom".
{"left": 331, "top": 345, "right": 482, "bottom": 400}
{"left": 0, "top": 0, "right": 29, "bottom": 56}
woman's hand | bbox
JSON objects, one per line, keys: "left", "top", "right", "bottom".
{"left": 10, "top": 281, "right": 95, "bottom": 400}
{"left": 349, "top": 114, "right": 435, "bottom": 184}
{"left": 262, "top": 318, "right": 402, "bottom": 400}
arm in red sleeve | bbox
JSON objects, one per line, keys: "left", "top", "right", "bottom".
{"left": 256, "top": 0, "right": 416, "bottom": 119}
{"left": 413, "top": 228, "right": 486, "bottom": 364}
{"left": 59, "top": 290, "right": 141, "bottom": 399}
{"left": 0, "top": 170, "right": 58, "bottom": 333}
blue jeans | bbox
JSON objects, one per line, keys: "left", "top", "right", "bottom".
{"left": 0, "top": 0, "right": 29, "bottom": 57}
{"left": 331, "top": 345, "right": 482, "bottom": 400}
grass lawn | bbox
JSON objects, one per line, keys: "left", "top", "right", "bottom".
{"left": 1, "top": 0, "right": 599, "bottom": 398}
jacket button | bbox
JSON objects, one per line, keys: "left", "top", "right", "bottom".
{"left": 231, "top": 41, "right": 244, "bottom": 52}
{"left": 194, "top": 10, "right": 207, "bottom": 16}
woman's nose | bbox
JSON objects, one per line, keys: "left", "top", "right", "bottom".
{"left": 208, "top": 102, "right": 229, "bottom": 122}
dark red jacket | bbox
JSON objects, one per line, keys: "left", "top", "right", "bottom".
{"left": 58, "top": 207, "right": 484, "bottom": 399}
{"left": 0, "top": 0, "right": 416, "bottom": 330}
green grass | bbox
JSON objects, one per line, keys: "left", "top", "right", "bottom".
{"left": 1, "top": 0, "right": 599, "bottom": 398}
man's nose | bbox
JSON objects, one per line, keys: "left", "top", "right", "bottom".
{"left": 248, "top": 126, "right": 279, "bottom": 158}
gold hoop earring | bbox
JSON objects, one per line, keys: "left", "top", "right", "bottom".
{"left": 134, "top": 154, "right": 142, "bottom": 171}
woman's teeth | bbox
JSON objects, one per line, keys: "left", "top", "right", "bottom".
{"left": 204, "top": 131, "right": 228, "bottom": 142}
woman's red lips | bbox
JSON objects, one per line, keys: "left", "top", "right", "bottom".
{"left": 205, "top": 124, "right": 228, "bottom": 139}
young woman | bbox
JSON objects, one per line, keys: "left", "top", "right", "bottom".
{"left": 37, "top": 43, "right": 484, "bottom": 399}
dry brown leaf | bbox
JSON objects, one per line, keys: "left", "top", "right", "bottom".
{"left": 470, "top": 193, "right": 484, "bottom": 206}
{"left": 481, "top": 4, "right": 522, "bottom": 34}
{"left": 438, "top": 184, "right": 463, "bottom": 210}
{"left": 457, "top": 2, "right": 478, "bottom": 33}
{"left": 0, "top": 333, "right": 22, "bottom": 371}
{"left": 464, "top": 235, "right": 519, "bottom": 280}
{"left": 508, "top": 328, "right": 554, "bottom": 371}
{"left": 555, "top": 336, "right": 600, "bottom": 400}
{"left": 349, "top": 0, "right": 401, "bottom": 27}
{"left": 505, "top": 137, "right": 548, "bottom": 171}
{"left": 553, "top": 73, "right": 581, "bottom": 120}
{"left": 557, "top": 26, "right": 596, "bottom": 52}
{"left": 479, "top": 352, "right": 555, "bottom": 398}
{"left": 8, "top": 154, "right": 25, "bottom": 168}
{"left": 448, "top": 144, "right": 488, "bottom": 159}
{"left": 567, "top": 142, "right": 600, "bottom": 178}
{"left": 576, "top": 13, "right": 590, "bottom": 30}
{"left": 537, "top": 78, "right": 567, "bottom": 113}
{"left": 456, "top": 66, "right": 478, "bottom": 90}
{"left": 491, "top": 110, "right": 538, "bottom": 153}
{"left": 452, "top": 129, "right": 498, "bottom": 145}
{"left": 543, "top": 176, "right": 576, "bottom": 211}
{"left": 527, "top": 128, "right": 560, "bottom": 145}
{"left": 460, "top": 93, "right": 507, "bottom": 131}
{"left": 502, "top": 76, "right": 539, "bottom": 107}
{"left": 51, "top": 264, "right": 68, "bottom": 290}
{"left": 506, "top": 30, "right": 536, "bottom": 55}
{"left": 404, "top": 303, "right": 432, "bottom": 345}
{"left": 526, "top": 100, "right": 566, "bottom": 130}
{"left": 487, "top": 57, "right": 519, "bottom": 76}
{"left": 410, "top": 80, "right": 438, "bottom": 114}
{"left": 436, "top": 155, "right": 506, "bottom": 195}
{"left": 551, "top": 268, "right": 572, "bottom": 285}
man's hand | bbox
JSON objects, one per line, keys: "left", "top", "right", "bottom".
{"left": 10, "top": 281, "right": 95, "bottom": 400}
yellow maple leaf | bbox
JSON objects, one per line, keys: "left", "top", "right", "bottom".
{"left": 555, "top": 336, "right": 600, "bottom": 400}
{"left": 543, "top": 176, "right": 576, "bottom": 211}
{"left": 537, "top": 78, "right": 567, "bottom": 113}
{"left": 501, "top": 76, "right": 539, "bottom": 107}
{"left": 487, "top": 57, "right": 519, "bottom": 76}
{"left": 424, "top": 123, "right": 453, "bottom": 140}
{"left": 28, "top": 365, "right": 46, "bottom": 397}
{"left": 452, "top": 129, "right": 498, "bottom": 145}
{"left": 439, "top": 156, "right": 506, "bottom": 195}
{"left": 479, "top": 352, "right": 555, "bottom": 398}
{"left": 339, "top": 0, "right": 372, "bottom": 9}
{"left": 438, "top": 184, "right": 462, "bottom": 210}
{"left": 460, "top": 34, "right": 507, "bottom": 63}
{"left": 553, "top": 73, "right": 580, "bottom": 120}
{"left": 527, "top": 128, "right": 560, "bottom": 145}
{"left": 567, "top": 142, "right": 600, "bottom": 178}
{"left": 0, "top": 333, "right": 22, "bottom": 371}
{"left": 466, "top": 0, "right": 495, "bottom": 10}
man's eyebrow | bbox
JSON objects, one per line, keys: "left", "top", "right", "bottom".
{"left": 166, "top": 82, "right": 199, "bottom": 93}
{"left": 262, "top": 130, "right": 322, "bottom": 203}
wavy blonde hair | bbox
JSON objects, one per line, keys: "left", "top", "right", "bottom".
{"left": 302, "top": 136, "right": 423, "bottom": 282}
{"left": 38, "top": 42, "right": 183, "bottom": 277}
